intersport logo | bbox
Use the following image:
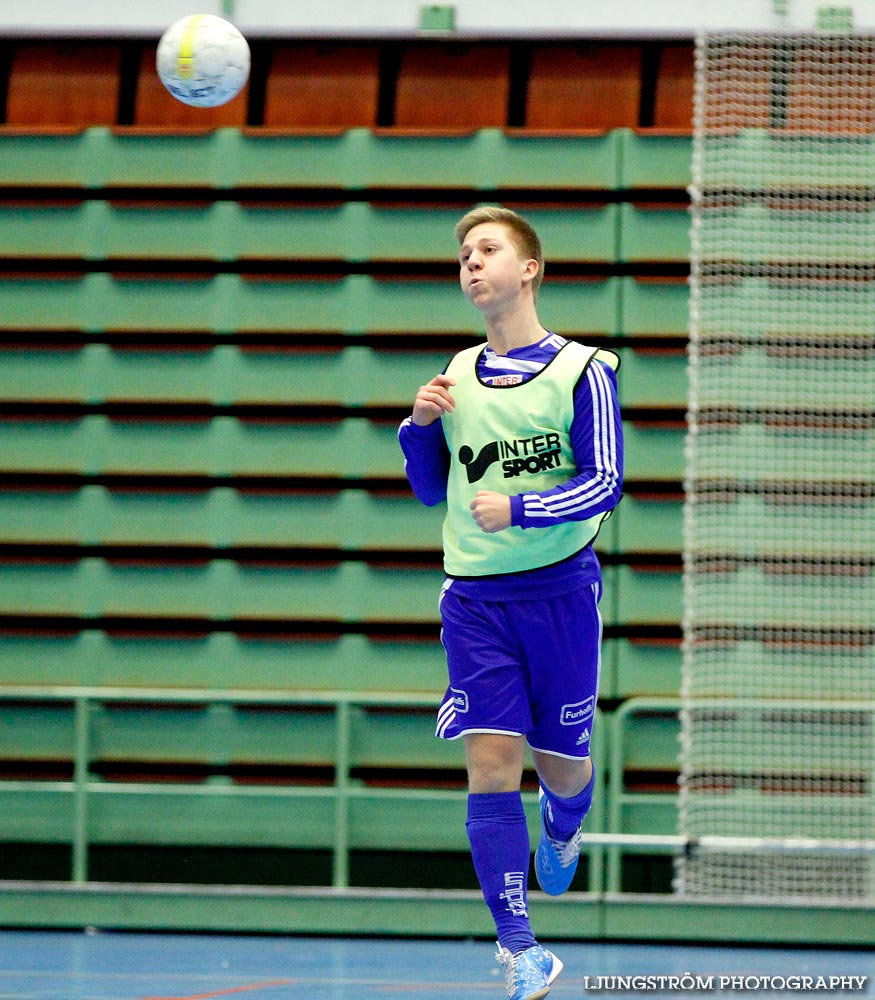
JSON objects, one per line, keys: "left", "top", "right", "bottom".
{"left": 458, "top": 432, "right": 563, "bottom": 484}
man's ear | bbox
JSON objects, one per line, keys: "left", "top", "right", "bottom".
{"left": 521, "top": 258, "right": 539, "bottom": 285}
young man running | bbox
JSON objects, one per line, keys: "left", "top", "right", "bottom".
{"left": 398, "top": 207, "right": 623, "bottom": 1000}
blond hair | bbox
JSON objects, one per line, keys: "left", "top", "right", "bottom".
{"left": 454, "top": 206, "right": 544, "bottom": 299}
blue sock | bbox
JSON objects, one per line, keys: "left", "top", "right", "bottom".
{"left": 466, "top": 791, "right": 537, "bottom": 955}
{"left": 542, "top": 765, "right": 596, "bottom": 841}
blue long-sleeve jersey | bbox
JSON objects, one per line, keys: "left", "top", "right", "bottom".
{"left": 398, "top": 334, "right": 623, "bottom": 600}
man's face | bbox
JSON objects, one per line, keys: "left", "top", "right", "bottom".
{"left": 458, "top": 222, "right": 534, "bottom": 314}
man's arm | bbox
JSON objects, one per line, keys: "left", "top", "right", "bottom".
{"left": 398, "top": 370, "right": 456, "bottom": 508}
{"left": 510, "top": 359, "right": 623, "bottom": 528}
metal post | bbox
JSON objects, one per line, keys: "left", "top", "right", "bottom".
{"left": 332, "top": 700, "right": 352, "bottom": 888}
{"left": 71, "top": 696, "right": 91, "bottom": 884}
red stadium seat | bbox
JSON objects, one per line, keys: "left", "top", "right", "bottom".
{"left": 525, "top": 43, "right": 643, "bottom": 131}
{"left": 6, "top": 42, "right": 122, "bottom": 129}
{"left": 263, "top": 43, "right": 381, "bottom": 129}
{"left": 394, "top": 43, "right": 511, "bottom": 129}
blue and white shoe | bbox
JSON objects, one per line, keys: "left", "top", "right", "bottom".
{"left": 535, "top": 787, "right": 583, "bottom": 896}
{"left": 495, "top": 942, "right": 563, "bottom": 1000}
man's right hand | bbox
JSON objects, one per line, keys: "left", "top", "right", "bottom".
{"left": 411, "top": 374, "right": 456, "bottom": 426}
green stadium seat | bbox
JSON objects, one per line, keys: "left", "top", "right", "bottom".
{"left": 0, "top": 557, "right": 442, "bottom": 624}
{"left": 99, "top": 560, "right": 228, "bottom": 619}
{"left": 352, "top": 564, "right": 444, "bottom": 624}
{"left": 89, "top": 701, "right": 338, "bottom": 767}
{"left": 679, "top": 637, "right": 875, "bottom": 701}
{"left": 0, "top": 130, "right": 101, "bottom": 187}
{"left": 616, "top": 564, "right": 683, "bottom": 625}
{"left": 593, "top": 503, "right": 620, "bottom": 556}
{"left": 95, "top": 346, "right": 219, "bottom": 403}
{"left": 349, "top": 707, "right": 459, "bottom": 770}
{"left": 0, "top": 348, "right": 88, "bottom": 402}
{"left": 524, "top": 205, "right": 619, "bottom": 263}
{"left": 229, "top": 275, "right": 362, "bottom": 334}
{"left": 541, "top": 278, "right": 622, "bottom": 337}
{"left": 339, "top": 348, "right": 453, "bottom": 407}
{"left": 0, "top": 417, "right": 93, "bottom": 474}
{"left": 689, "top": 494, "right": 873, "bottom": 562}
{"left": 611, "top": 639, "right": 683, "bottom": 698}
{"left": 622, "top": 421, "right": 687, "bottom": 481}
{"left": 0, "top": 559, "right": 434, "bottom": 624}
{"left": 698, "top": 276, "right": 875, "bottom": 338}
{"left": 617, "top": 128, "right": 693, "bottom": 189}
{"left": 0, "top": 631, "right": 446, "bottom": 693}
{"left": 686, "top": 564, "right": 873, "bottom": 631}
{"left": 230, "top": 129, "right": 372, "bottom": 189}
{"left": 497, "top": 130, "right": 622, "bottom": 189}
{"left": 94, "top": 487, "right": 219, "bottom": 546}
{"left": 0, "top": 487, "right": 92, "bottom": 544}
{"left": 618, "top": 203, "right": 691, "bottom": 264}
{"left": 348, "top": 792, "right": 469, "bottom": 852}
{"left": 99, "top": 202, "right": 230, "bottom": 260}
{"left": 0, "top": 559, "right": 93, "bottom": 616}
{"left": 0, "top": 198, "right": 622, "bottom": 266}
{"left": 0, "top": 203, "right": 92, "bottom": 258}
{"left": 620, "top": 276, "right": 690, "bottom": 338}
{"left": 0, "top": 414, "right": 407, "bottom": 479}
{"left": 0, "top": 276, "right": 91, "bottom": 331}
{"left": 693, "top": 425, "right": 873, "bottom": 485}
{"left": 225, "top": 490, "right": 346, "bottom": 548}
{"left": 702, "top": 203, "right": 875, "bottom": 266}
{"left": 597, "top": 565, "right": 618, "bottom": 628}
{"left": 616, "top": 346, "right": 688, "bottom": 408}
{"left": 93, "top": 416, "right": 225, "bottom": 476}
{"left": 231, "top": 203, "right": 359, "bottom": 262}
{"left": 606, "top": 697, "right": 681, "bottom": 892}
{"left": 617, "top": 493, "right": 684, "bottom": 554}
{"left": 699, "top": 130, "right": 875, "bottom": 190}
{"left": 232, "top": 275, "right": 479, "bottom": 336}
{"left": 0, "top": 701, "right": 76, "bottom": 759}
{"left": 694, "top": 345, "right": 873, "bottom": 412}
{"left": 335, "top": 492, "right": 443, "bottom": 551}
{"left": 0, "top": 345, "right": 219, "bottom": 405}
{"left": 0, "top": 273, "right": 222, "bottom": 334}
{"left": 225, "top": 419, "right": 404, "bottom": 479}
{"left": 102, "top": 128, "right": 243, "bottom": 188}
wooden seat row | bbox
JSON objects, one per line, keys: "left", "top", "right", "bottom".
{"left": 0, "top": 343, "right": 690, "bottom": 409}
{"left": 0, "top": 688, "right": 683, "bottom": 892}
{"left": 2, "top": 40, "right": 695, "bottom": 132}
{"left": 0, "top": 556, "right": 685, "bottom": 627}
{"left": 0, "top": 413, "right": 687, "bottom": 481}
{"left": 0, "top": 125, "right": 693, "bottom": 190}
{"left": 0, "top": 200, "right": 692, "bottom": 265}
{"left": 0, "top": 273, "right": 689, "bottom": 338}
{"left": 0, "top": 483, "right": 682, "bottom": 557}
{"left": 0, "top": 628, "right": 684, "bottom": 701}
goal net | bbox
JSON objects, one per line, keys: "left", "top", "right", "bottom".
{"left": 678, "top": 0, "right": 875, "bottom": 899}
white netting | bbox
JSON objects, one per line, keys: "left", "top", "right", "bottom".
{"left": 678, "top": 2, "right": 875, "bottom": 899}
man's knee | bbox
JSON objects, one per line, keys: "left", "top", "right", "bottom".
{"left": 465, "top": 733, "right": 525, "bottom": 793}
{"left": 534, "top": 753, "right": 592, "bottom": 799}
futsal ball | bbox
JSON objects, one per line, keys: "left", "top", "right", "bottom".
{"left": 156, "top": 14, "right": 250, "bottom": 108}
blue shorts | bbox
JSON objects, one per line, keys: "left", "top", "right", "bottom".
{"left": 435, "top": 581, "right": 602, "bottom": 759}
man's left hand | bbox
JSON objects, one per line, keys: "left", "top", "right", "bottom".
{"left": 470, "top": 491, "right": 512, "bottom": 533}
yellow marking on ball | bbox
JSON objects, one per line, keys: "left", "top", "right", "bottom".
{"left": 177, "top": 14, "right": 205, "bottom": 80}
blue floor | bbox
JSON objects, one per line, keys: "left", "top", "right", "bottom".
{"left": 0, "top": 931, "right": 871, "bottom": 1000}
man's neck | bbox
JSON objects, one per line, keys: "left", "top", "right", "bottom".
{"left": 483, "top": 301, "right": 546, "bottom": 356}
